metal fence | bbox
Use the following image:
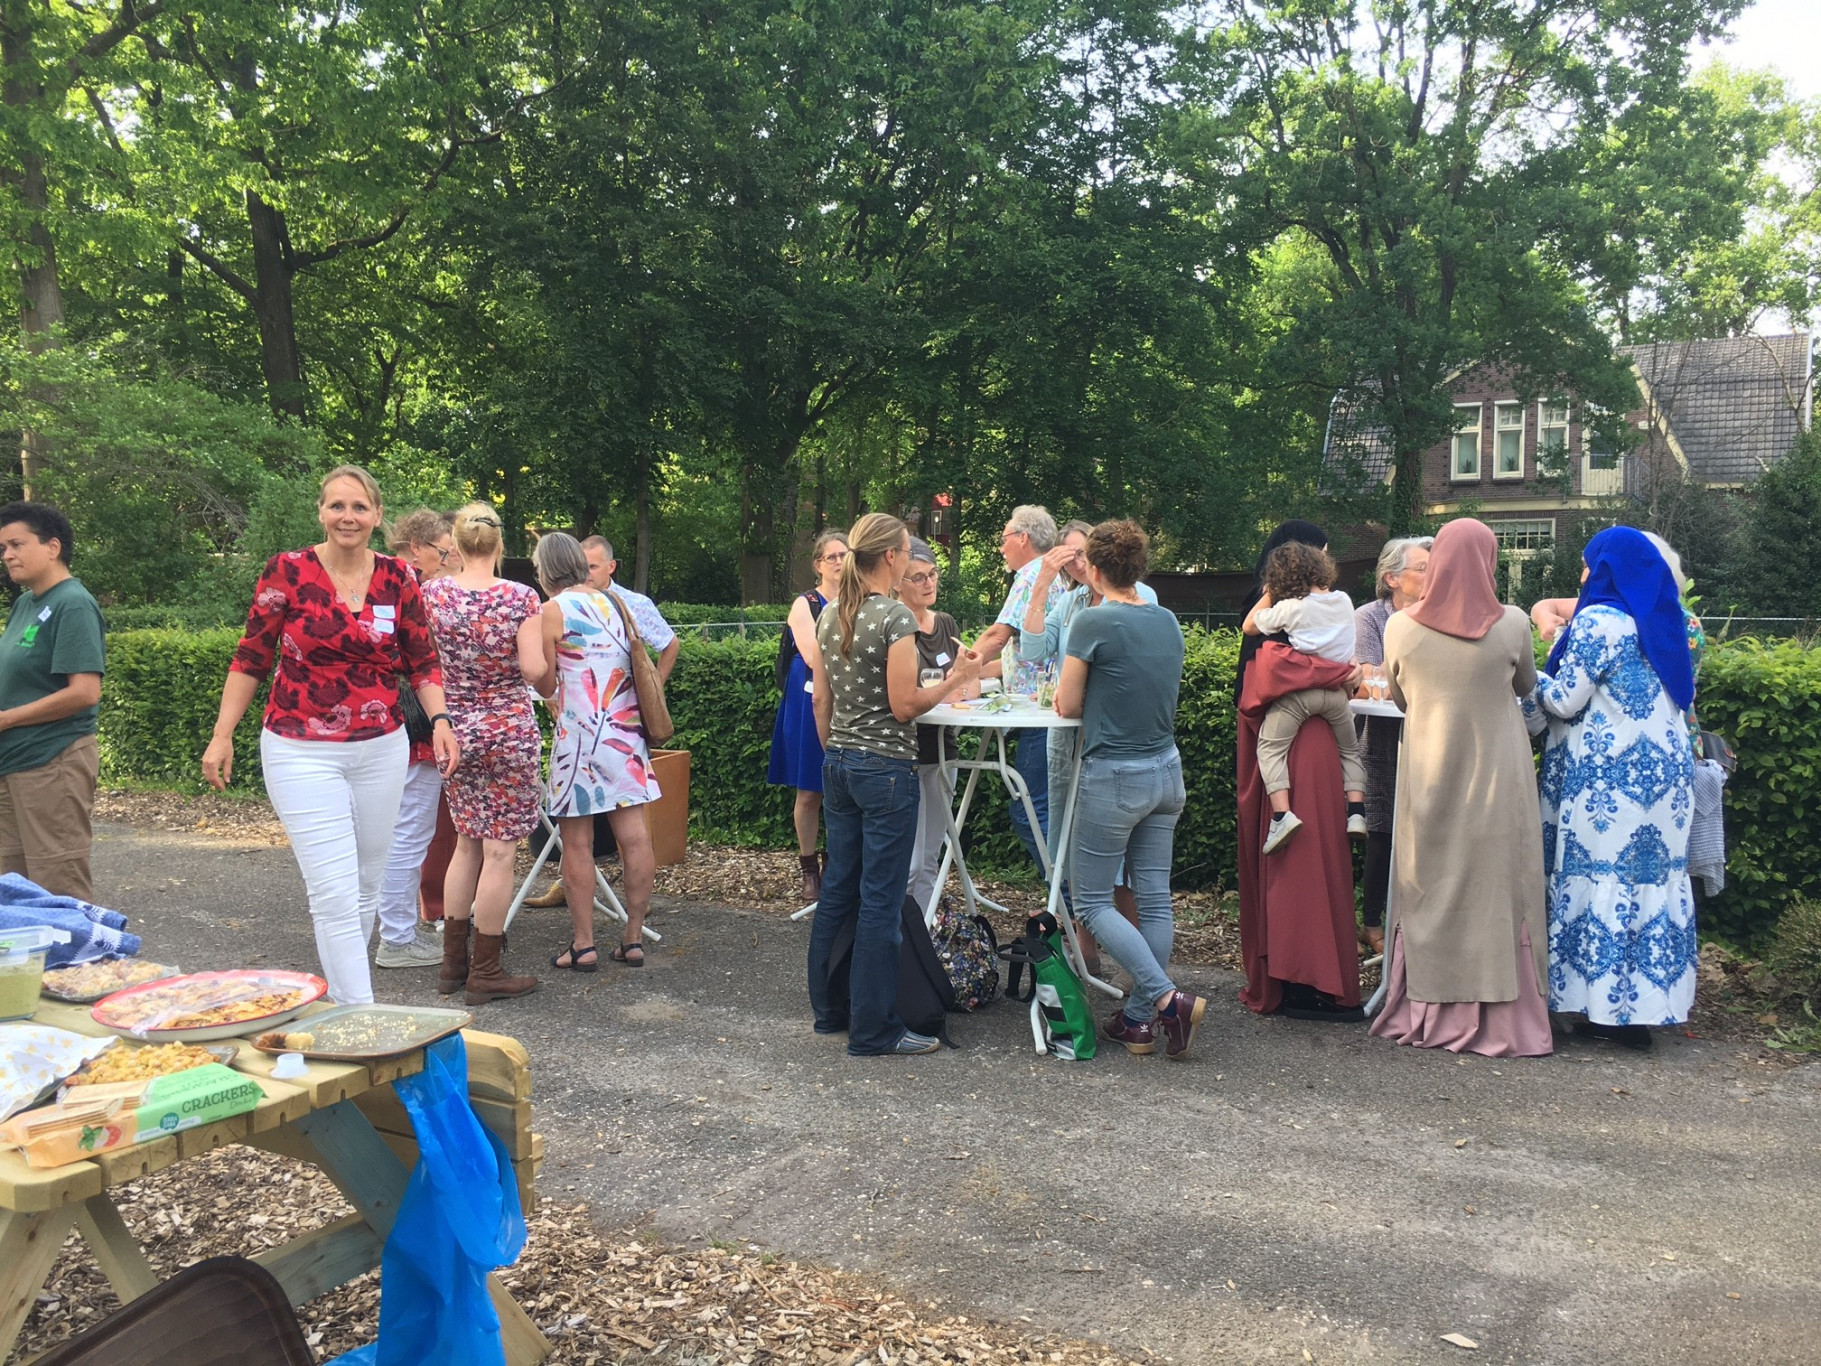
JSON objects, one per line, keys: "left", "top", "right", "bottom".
{"left": 672, "top": 611, "right": 1819, "bottom": 644}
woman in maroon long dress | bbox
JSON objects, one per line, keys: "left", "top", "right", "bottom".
{"left": 1234, "top": 521, "right": 1363, "bottom": 1020}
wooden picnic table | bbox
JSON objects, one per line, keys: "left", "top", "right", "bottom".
{"left": 0, "top": 999, "right": 550, "bottom": 1364}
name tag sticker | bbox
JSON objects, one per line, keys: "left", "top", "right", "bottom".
{"left": 36, "top": 606, "right": 52, "bottom": 622}
{"left": 804, "top": 678, "right": 815, "bottom": 694}
{"left": 371, "top": 604, "right": 396, "bottom": 619}
{"left": 373, "top": 619, "right": 396, "bottom": 635}
{"left": 936, "top": 652, "right": 951, "bottom": 666}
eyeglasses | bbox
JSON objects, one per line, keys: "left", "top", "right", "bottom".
{"left": 434, "top": 547, "right": 456, "bottom": 563}
{"left": 903, "top": 571, "right": 939, "bottom": 587}
{"left": 818, "top": 550, "right": 848, "bottom": 564}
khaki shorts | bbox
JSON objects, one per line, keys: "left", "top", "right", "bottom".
{"left": 0, "top": 734, "right": 99, "bottom": 901}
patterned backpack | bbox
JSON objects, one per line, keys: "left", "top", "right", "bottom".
{"left": 930, "top": 898, "right": 1000, "bottom": 1011}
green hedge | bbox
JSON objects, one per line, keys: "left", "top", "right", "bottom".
{"left": 1689, "top": 638, "right": 1821, "bottom": 946}
{"left": 100, "top": 630, "right": 269, "bottom": 792}
{"left": 663, "top": 602, "right": 791, "bottom": 626}
{"left": 95, "top": 626, "right": 1821, "bottom": 944}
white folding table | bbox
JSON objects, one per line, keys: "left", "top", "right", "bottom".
{"left": 1352, "top": 695, "right": 1402, "bottom": 1015}
{"left": 916, "top": 701, "right": 1120, "bottom": 998}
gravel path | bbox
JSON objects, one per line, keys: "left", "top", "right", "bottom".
{"left": 39, "top": 812, "right": 1821, "bottom": 1365}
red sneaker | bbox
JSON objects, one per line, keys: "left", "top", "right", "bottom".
{"left": 1103, "top": 1009, "right": 1156, "bottom": 1055}
{"left": 1157, "top": 990, "right": 1206, "bottom": 1060}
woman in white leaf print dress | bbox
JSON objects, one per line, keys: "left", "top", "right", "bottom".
{"left": 1523, "top": 526, "right": 1697, "bottom": 1050}
{"left": 530, "top": 533, "right": 660, "bottom": 971}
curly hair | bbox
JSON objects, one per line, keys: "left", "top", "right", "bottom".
{"left": 385, "top": 508, "right": 452, "bottom": 553}
{"left": 1264, "top": 541, "right": 1336, "bottom": 602}
{"left": 1084, "top": 519, "right": 1148, "bottom": 589}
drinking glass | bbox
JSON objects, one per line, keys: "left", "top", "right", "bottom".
{"left": 920, "top": 667, "right": 947, "bottom": 689}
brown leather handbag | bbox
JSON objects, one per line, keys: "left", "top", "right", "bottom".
{"left": 605, "top": 590, "right": 675, "bottom": 744}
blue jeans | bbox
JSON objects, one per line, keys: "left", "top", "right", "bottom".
{"left": 1070, "top": 747, "right": 1185, "bottom": 1021}
{"left": 1007, "top": 727, "right": 1051, "bottom": 872}
{"left": 808, "top": 747, "right": 921, "bottom": 1054}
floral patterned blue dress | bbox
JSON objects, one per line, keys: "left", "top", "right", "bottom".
{"left": 1523, "top": 605, "right": 1697, "bottom": 1025}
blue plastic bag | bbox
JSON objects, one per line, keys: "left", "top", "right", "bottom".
{"left": 332, "top": 1035, "right": 527, "bottom": 1366}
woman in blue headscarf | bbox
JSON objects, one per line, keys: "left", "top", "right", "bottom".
{"left": 1524, "top": 527, "right": 1698, "bottom": 1049}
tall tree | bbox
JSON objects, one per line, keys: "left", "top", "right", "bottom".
{"left": 1207, "top": 0, "right": 1744, "bottom": 531}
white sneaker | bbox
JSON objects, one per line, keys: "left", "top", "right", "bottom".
{"left": 376, "top": 930, "right": 443, "bottom": 968}
{"left": 1347, "top": 813, "right": 1369, "bottom": 838}
{"left": 1262, "top": 811, "right": 1303, "bottom": 856}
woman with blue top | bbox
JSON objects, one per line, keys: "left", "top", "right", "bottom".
{"left": 807, "top": 514, "right": 980, "bottom": 1057}
{"left": 1053, "top": 520, "right": 1204, "bottom": 1061}
{"left": 1525, "top": 526, "right": 1698, "bottom": 1051}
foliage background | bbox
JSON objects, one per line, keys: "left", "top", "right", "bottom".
{"left": 99, "top": 625, "right": 1811, "bottom": 946}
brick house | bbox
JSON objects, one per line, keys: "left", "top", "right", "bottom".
{"left": 1323, "top": 333, "right": 1814, "bottom": 583}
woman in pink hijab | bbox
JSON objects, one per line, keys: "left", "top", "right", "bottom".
{"left": 1370, "top": 518, "right": 1552, "bottom": 1057}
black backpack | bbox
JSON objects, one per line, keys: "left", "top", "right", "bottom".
{"left": 774, "top": 591, "right": 826, "bottom": 691}
{"left": 824, "top": 895, "right": 957, "bottom": 1044}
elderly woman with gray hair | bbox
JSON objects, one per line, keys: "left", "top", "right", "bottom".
{"left": 531, "top": 532, "right": 662, "bottom": 974}
{"left": 1352, "top": 535, "right": 1433, "bottom": 955}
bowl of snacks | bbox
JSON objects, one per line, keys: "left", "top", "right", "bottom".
{"left": 63, "top": 1040, "right": 239, "bottom": 1088}
{"left": 91, "top": 969, "right": 327, "bottom": 1042}
{"left": 41, "top": 959, "right": 181, "bottom": 1004}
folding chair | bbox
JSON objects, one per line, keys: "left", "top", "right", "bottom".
{"left": 504, "top": 808, "right": 660, "bottom": 942}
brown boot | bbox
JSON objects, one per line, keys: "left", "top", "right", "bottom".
{"left": 465, "top": 931, "right": 539, "bottom": 1005}
{"left": 799, "top": 853, "right": 822, "bottom": 903}
{"left": 523, "top": 878, "right": 568, "bottom": 908}
{"left": 438, "top": 917, "right": 470, "bottom": 996}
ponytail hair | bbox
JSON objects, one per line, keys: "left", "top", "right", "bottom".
{"left": 836, "top": 512, "right": 908, "bottom": 658}
{"left": 451, "top": 502, "right": 505, "bottom": 567}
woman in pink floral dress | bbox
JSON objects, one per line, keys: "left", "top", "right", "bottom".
{"left": 420, "top": 504, "right": 546, "bottom": 1004}
{"left": 529, "top": 533, "right": 661, "bottom": 971}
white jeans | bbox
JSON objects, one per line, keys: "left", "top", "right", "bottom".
{"left": 906, "top": 763, "right": 950, "bottom": 912}
{"left": 378, "top": 761, "right": 442, "bottom": 945}
{"left": 261, "top": 727, "right": 409, "bottom": 1005}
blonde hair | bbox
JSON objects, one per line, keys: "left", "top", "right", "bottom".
{"left": 319, "top": 464, "right": 382, "bottom": 508}
{"left": 836, "top": 513, "right": 908, "bottom": 658}
{"left": 451, "top": 502, "right": 504, "bottom": 565}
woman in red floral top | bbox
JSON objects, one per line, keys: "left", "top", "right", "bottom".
{"left": 201, "top": 466, "right": 460, "bottom": 1005}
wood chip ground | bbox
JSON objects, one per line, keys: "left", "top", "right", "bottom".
{"left": 13, "top": 1148, "right": 1153, "bottom": 1365}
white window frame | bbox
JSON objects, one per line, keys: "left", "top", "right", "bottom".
{"left": 1487, "top": 518, "right": 1555, "bottom": 552}
{"left": 1450, "top": 403, "right": 1483, "bottom": 481}
{"left": 1537, "top": 399, "right": 1571, "bottom": 475}
{"left": 1493, "top": 401, "right": 1525, "bottom": 480}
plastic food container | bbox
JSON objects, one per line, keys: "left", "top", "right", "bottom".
{"left": 0, "top": 926, "right": 72, "bottom": 1021}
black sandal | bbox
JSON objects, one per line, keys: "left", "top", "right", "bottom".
{"left": 551, "top": 942, "right": 598, "bottom": 973}
{"left": 608, "top": 941, "right": 645, "bottom": 967}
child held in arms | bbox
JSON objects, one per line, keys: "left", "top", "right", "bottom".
{"left": 1242, "top": 541, "right": 1367, "bottom": 855}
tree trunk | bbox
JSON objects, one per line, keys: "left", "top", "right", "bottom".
{"left": 634, "top": 454, "right": 652, "bottom": 595}
{"left": 1389, "top": 442, "right": 1425, "bottom": 536}
{"left": 3, "top": 9, "right": 64, "bottom": 499}
{"left": 245, "top": 191, "right": 308, "bottom": 420}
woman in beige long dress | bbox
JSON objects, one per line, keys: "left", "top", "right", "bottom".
{"left": 1370, "top": 518, "right": 1552, "bottom": 1058}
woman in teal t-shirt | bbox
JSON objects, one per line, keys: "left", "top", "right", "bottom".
{"left": 1055, "top": 520, "right": 1203, "bottom": 1061}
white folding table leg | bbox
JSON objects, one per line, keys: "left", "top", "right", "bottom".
{"left": 1041, "top": 730, "right": 1120, "bottom": 998}
{"left": 940, "top": 736, "right": 1010, "bottom": 916}
{"left": 505, "top": 813, "right": 658, "bottom": 942}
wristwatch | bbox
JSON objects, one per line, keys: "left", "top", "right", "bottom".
{"left": 430, "top": 713, "right": 453, "bottom": 729}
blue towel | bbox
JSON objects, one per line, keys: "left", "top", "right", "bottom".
{"left": 0, "top": 873, "right": 141, "bottom": 967}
